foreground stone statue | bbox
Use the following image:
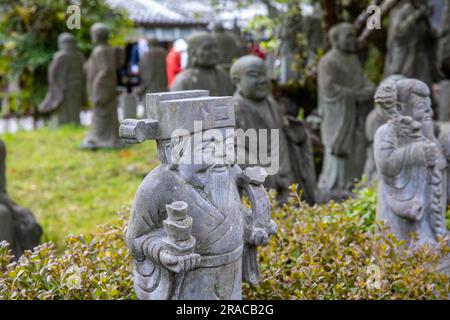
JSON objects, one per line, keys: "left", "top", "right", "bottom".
{"left": 39, "top": 33, "right": 85, "bottom": 126}
{"left": 81, "top": 23, "right": 123, "bottom": 150}
{"left": 138, "top": 38, "right": 168, "bottom": 97}
{"left": 119, "top": 90, "right": 276, "bottom": 300}
{"left": 211, "top": 23, "right": 242, "bottom": 70}
{"left": 384, "top": 0, "right": 438, "bottom": 86}
{"left": 317, "top": 23, "right": 375, "bottom": 198}
{"left": 0, "top": 140, "right": 42, "bottom": 259}
{"left": 364, "top": 74, "right": 406, "bottom": 182}
{"left": 171, "top": 32, "right": 234, "bottom": 96}
{"left": 374, "top": 79, "right": 450, "bottom": 267}
{"left": 231, "top": 55, "right": 316, "bottom": 204}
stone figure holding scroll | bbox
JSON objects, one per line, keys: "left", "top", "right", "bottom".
{"left": 119, "top": 90, "right": 276, "bottom": 300}
{"left": 317, "top": 23, "right": 375, "bottom": 198}
{"left": 39, "top": 33, "right": 85, "bottom": 126}
{"left": 375, "top": 79, "right": 450, "bottom": 258}
{"left": 171, "top": 32, "right": 234, "bottom": 96}
{"left": 0, "top": 140, "right": 42, "bottom": 259}
{"left": 231, "top": 55, "right": 316, "bottom": 204}
{"left": 81, "top": 23, "right": 123, "bottom": 150}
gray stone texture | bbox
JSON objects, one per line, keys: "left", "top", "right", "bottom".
{"left": 171, "top": 32, "right": 234, "bottom": 96}
{"left": 39, "top": 33, "right": 85, "bottom": 127}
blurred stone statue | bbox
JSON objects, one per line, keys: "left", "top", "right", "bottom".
{"left": 317, "top": 23, "right": 375, "bottom": 199}
{"left": 438, "top": 0, "right": 450, "bottom": 121}
{"left": 211, "top": 22, "right": 242, "bottom": 70}
{"left": 231, "top": 55, "right": 316, "bottom": 204}
{"left": 279, "top": 2, "right": 303, "bottom": 84}
{"left": 138, "top": 38, "right": 168, "bottom": 97}
{"left": 384, "top": 0, "right": 439, "bottom": 87}
{"left": 0, "top": 140, "right": 42, "bottom": 259}
{"left": 171, "top": 32, "right": 234, "bottom": 96}
{"left": 302, "top": 3, "right": 324, "bottom": 64}
{"left": 39, "top": 33, "right": 85, "bottom": 127}
{"left": 364, "top": 74, "right": 406, "bottom": 182}
{"left": 81, "top": 23, "right": 123, "bottom": 150}
{"left": 374, "top": 79, "right": 450, "bottom": 273}
{"left": 119, "top": 90, "right": 276, "bottom": 300}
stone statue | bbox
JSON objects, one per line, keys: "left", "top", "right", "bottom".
{"left": 317, "top": 23, "right": 375, "bottom": 198}
{"left": 81, "top": 23, "right": 123, "bottom": 150}
{"left": 438, "top": 0, "right": 450, "bottom": 122}
{"left": 119, "top": 90, "right": 276, "bottom": 300}
{"left": 138, "top": 38, "right": 168, "bottom": 97}
{"left": 302, "top": 3, "right": 324, "bottom": 65}
{"left": 211, "top": 23, "right": 242, "bottom": 70}
{"left": 384, "top": 0, "right": 439, "bottom": 87}
{"left": 39, "top": 33, "right": 85, "bottom": 127}
{"left": 231, "top": 55, "right": 316, "bottom": 204}
{"left": 171, "top": 32, "right": 234, "bottom": 96}
{"left": 374, "top": 78, "right": 450, "bottom": 272}
{"left": 364, "top": 74, "right": 406, "bottom": 182}
{"left": 0, "top": 140, "right": 42, "bottom": 259}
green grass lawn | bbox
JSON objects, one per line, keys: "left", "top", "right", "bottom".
{"left": 1, "top": 125, "right": 158, "bottom": 247}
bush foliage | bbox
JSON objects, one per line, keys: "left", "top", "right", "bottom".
{"left": 1, "top": 187, "right": 449, "bottom": 300}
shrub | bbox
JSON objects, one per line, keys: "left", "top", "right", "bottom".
{"left": 1, "top": 189, "right": 449, "bottom": 300}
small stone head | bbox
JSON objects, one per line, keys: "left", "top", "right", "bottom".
{"left": 230, "top": 55, "right": 271, "bottom": 101}
{"left": 396, "top": 79, "right": 432, "bottom": 123}
{"left": 329, "top": 23, "right": 357, "bottom": 53}
{"left": 212, "top": 22, "right": 225, "bottom": 33}
{"left": 58, "top": 33, "right": 77, "bottom": 51}
{"left": 90, "top": 23, "right": 110, "bottom": 45}
{"left": 187, "top": 32, "right": 220, "bottom": 68}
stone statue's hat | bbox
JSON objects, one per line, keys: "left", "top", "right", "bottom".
{"left": 119, "top": 90, "right": 235, "bottom": 143}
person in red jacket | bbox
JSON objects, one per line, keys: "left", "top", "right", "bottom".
{"left": 166, "top": 39, "right": 188, "bottom": 88}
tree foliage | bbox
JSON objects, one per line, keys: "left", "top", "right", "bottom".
{"left": 0, "top": 0, "right": 133, "bottom": 114}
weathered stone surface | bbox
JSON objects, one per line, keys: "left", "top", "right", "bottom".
{"left": 138, "top": 38, "right": 168, "bottom": 96}
{"left": 39, "top": 33, "right": 85, "bottom": 127}
{"left": 81, "top": 23, "right": 123, "bottom": 150}
{"left": 231, "top": 55, "right": 316, "bottom": 204}
{"left": 171, "top": 32, "right": 234, "bottom": 96}
{"left": 374, "top": 78, "right": 450, "bottom": 265}
{"left": 211, "top": 23, "right": 242, "bottom": 70}
{"left": 119, "top": 90, "right": 276, "bottom": 300}
{"left": 317, "top": 23, "right": 375, "bottom": 198}
{"left": 0, "top": 140, "right": 42, "bottom": 259}
{"left": 364, "top": 74, "right": 406, "bottom": 182}
{"left": 384, "top": 1, "right": 438, "bottom": 86}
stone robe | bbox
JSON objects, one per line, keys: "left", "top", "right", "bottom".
{"left": 375, "top": 123, "right": 448, "bottom": 248}
{"left": 384, "top": 2, "right": 438, "bottom": 86}
{"left": 39, "top": 49, "right": 85, "bottom": 126}
{"left": 171, "top": 67, "right": 234, "bottom": 96}
{"left": 234, "top": 93, "right": 316, "bottom": 204}
{"left": 317, "top": 49, "right": 374, "bottom": 193}
{"left": 138, "top": 46, "right": 168, "bottom": 95}
{"left": 127, "top": 165, "right": 248, "bottom": 300}
{"left": 82, "top": 44, "right": 122, "bottom": 149}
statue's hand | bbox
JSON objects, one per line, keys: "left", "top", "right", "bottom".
{"left": 159, "top": 250, "right": 201, "bottom": 273}
{"left": 423, "top": 142, "right": 439, "bottom": 167}
{"left": 247, "top": 227, "right": 269, "bottom": 247}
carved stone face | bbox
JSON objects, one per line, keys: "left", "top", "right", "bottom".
{"left": 411, "top": 94, "right": 433, "bottom": 123}
{"left": 191, "top": 39, "right": 220, "bottom": 68}
{"left": 236, "top": 60, "right": 271, "bottom": 102}
{"left": 176, "top": 128, "right": 235, "bottom": 174}
{"left": 337, "top": 27, "right": 357, "bottom": 53}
